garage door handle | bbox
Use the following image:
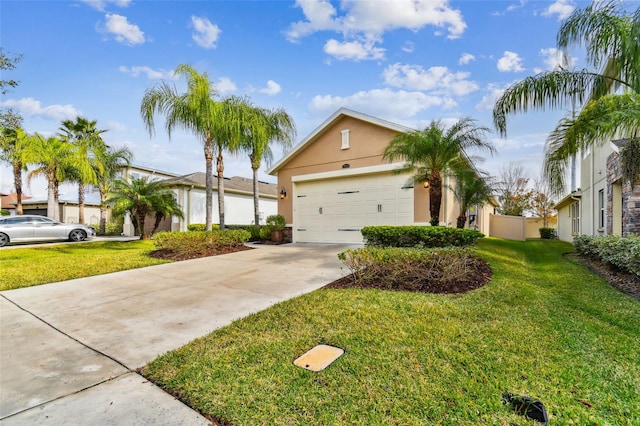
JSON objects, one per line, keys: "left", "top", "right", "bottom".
{"left": 319, "top": 207, "right": 323, "bottom": 214}
{"left": 377, "top": 204, "right": 382, "bottom": 213}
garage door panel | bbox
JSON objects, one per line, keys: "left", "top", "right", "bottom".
{"left": 293, "top": 172, "right": 414, "bottom": 243}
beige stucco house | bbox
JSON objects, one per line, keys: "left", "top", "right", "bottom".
{"left": 554, "top": 139, "right": 640, "bottom": 242}
{"left": 267, "top": 108, "right": 494, "bottom": 243}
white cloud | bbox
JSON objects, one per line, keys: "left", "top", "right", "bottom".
{"left": 286, "top": 0, "right": 466, "bottom": 62}
{"left": 324, "top": 38, "right": 385, "bottom": 61}
{"left": 458, "top": 53, "right": 475, "bottom": 65}
{"left": 258, "top": 80, "right": 282, "bottom": 96}
{"left": 492, "top": 0, "right": 527, "bottom": 16}
{"left": 81, "top": 0, "right": 131, "bottom": 12}
{"left": 101, "top": 13, "right": 145, "bottom": 45}
{"left": 475, "top": 83, "right": 510, "bottom": 110}
{"left": 533, "top": 47, "right": 576, "bottom": 73}
{"left": 309, "top": 88, "right": 454, "bottom": 120}
{"left": 216, "top": 77, "right": 237, "bottom": 94}
{"left": 104, "top": 120, "right": 127, "bottom": 132}
{"left": 401, "top": 41, "right": 414, "bottom": 53}
{"left": 497, "top": 51, "right": 524, "bottom": 72}
{"left": 191, "top": 16, "right": 221, "bottom": 49}
{"left": 119, "top": 65, "right": 177, "bottom": 80}
{"left": 0, "top": 98, "right": 81, "bottom": 121}
{"left": 542, "top": 0, "right": 575, "bottom": 21}
{"left": 382, "top": 63, "right": 479, "bottom": 96}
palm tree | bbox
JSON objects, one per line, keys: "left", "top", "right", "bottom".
{"left": 59, "top": 117, "right": 106, "bottom": 223}
{"left": 141, "top": 64, "right": 227, "bottom": 231}
{"left": 24, "top": 134, "right": 74, "bottom": 220}
{"left": 0, "top": 124, "right": 29, "bottom": 215}
{"left": 493, "top": 1, "right": 640, "bottom": 194}
{"left": 150, "top": 191, "right": 184, "bottom": 236}
{"left": 107, "top": 177, "right": 173, "bottom": 240}
{"left": 383, "top": 118, "right": 494, "bottom": 225}
{"left": 452, "top": 169, "right": 494, "bottom": 229}
{"left": 240, "top": 103, "right": 295, "bottom": 225}
{"left": 93, "top": 145, "right": 132, "bottom": 234}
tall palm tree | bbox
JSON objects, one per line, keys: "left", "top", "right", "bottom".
{"left": 493, "top": 1, "right": 640, "bottom": 194}
{"left": 383, "top": 118, "right": 494, "bottom": 225}
{"left": 240, "top": 103, "right": 295, "bottom": 225}
{"left": 150, "top": 191, "right": 184, "bottom": 236}
{"left": 24, "top": 134, "right": 74, "bottom": 220}
{"left": 0, "top": 125, "right": 29, "bottom": 215}
{"left": 59, "top": 117, "right": 106, "bottom": 223}
{"left": 107, "top": 177, "right": 173, "bottom": 240}
{"left": 141, "top": 64, "right": 227, "bottom": 231}
{"left": 452, "top": 169, "right": 494, "bottom": 229}
{"left": 93, "top": 145, "right": 132, "bottom": 234}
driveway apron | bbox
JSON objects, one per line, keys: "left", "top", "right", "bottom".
{"left": 0, "top": 243, "right": 351, "bottom": 424}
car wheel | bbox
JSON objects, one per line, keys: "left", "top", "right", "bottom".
{"left": 69, "top": 229, "right": 87, "bottom": 242}
{"left": 0, "top": 233, "right": 8, "bottom": 247}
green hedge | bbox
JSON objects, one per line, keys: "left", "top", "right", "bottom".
{"left": 573, "top": 235, "right": 640, "bottom": 277}
{"left": 187, "top": 223, "right": 221, "bottom": 231}
{"left": 539, "top": 227, "right": 555, "bottom": 239}
{"left": 338, "top": 246, "right": 480, "bottom": 289}
{"left": 361, "top": 225, "right": 484, "bottom": 248}
{"left": 153, "top": 230, "right": 251, "bottom": 256}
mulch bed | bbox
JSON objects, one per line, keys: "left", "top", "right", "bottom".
{"left": 566, "top": 253, "right": 640, "bottom": 300}
{"left": 324, "top": 257, "right": 493, "bottom": 294}
{"left": 148, "top": 245, "right": 252, "bottom": 261}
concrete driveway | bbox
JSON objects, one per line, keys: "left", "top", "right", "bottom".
{"left": 0, "top": 243, "right": 351, "bottom": 424}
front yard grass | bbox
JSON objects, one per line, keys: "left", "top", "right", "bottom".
{"left": 0, "top": 240, "right": 170, "bottom": 290}
{"left": 143, "top": 238, "right": 640, "bottom": 425}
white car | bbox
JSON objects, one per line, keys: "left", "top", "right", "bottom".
{"left": 0, "top": 215, "right": 96, "bottom": 247}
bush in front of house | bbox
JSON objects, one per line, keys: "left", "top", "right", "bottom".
{"left": 539, "top": 227, "right": 555, "bottom": 239}
{"left": 573, "top": 235, "right": 640, "bottom": 277}
{"left": 361, "top": 225, "right": 484, "bottom": 248}
{"left": 187, "top": 223, "right": 221, "bottom": 231}
{"left": 153, "top": 229, "right": 251, "bottom": 256}
{"left": 338, "top": 246, "right": 483, "bottom": 291}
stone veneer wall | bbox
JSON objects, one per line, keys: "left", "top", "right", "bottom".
{"left": 607, "top": 152, "right": 640, "bottom": 236}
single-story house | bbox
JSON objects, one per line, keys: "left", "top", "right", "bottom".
{"left": 554, "top": 138, "right": 640, "bottom": 242}
{"left": 1, "top": 192, "right": 32, "bottom": 215}
{"left": 267, "top": 108, "right": 494, "bottom": 244}
{"left": 15, "top": 197, "right": 104, "bottom": 225}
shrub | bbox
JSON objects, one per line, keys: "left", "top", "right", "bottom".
{"left": 539, "top": 227, "right": 555, "bottom": 239}
{"left": 338, "top": 247, "right": 482, "bottom": 290}
{"left": 259, "top": 226, "right": 273, "bottom": 240}
{"left": 266, "top": 214, "right": 286, "bottom": 231}
{"left": 153, "top": 230, "right": 251, "bottom": 256}
{"left": 103, "top": 219, "right": 124, "bottom": 236}
{"left": 0, "top": 209, "right": 9, "bottom": 216}
{"left": 573, "top": 235, "right": 640, "bottom": 277}
{"left": 361, "top": 225, "right": 484, "bottom": 248}
{"left": 187, "top": 223, "right": 220, "bottom": 231}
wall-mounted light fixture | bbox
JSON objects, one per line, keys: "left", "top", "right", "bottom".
{"left": 423, "top": 181, "right": 430, "bottom": 188}
{"left": 280, "top": 186, "right": 287, "bottom": 199}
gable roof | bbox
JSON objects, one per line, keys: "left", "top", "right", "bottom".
{"left": 161, "top": 172, "right": 278, "bottom": 197}
{"left": 1, "top": 193, "right": 33, "bottom": 209}
{"left": 267, "top": 108, "right": 414, "bottom": 175}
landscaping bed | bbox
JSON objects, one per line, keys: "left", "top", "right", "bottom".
{"left": 149, "top": 244, "right": 252, "bottom": 261}
{"left": 567, "top": 253, "right": 640, "bottom": 300}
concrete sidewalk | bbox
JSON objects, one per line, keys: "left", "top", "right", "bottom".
{"left": 0, "top": 243, "right": 350, "bottom": 424}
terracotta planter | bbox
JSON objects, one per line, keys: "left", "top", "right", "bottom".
{"left": 270, "top": 229, "right": 283, "bottom": 243}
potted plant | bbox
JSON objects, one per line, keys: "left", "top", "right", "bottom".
{"left": 266, "top": 214, "right": 286, "bottom": 243}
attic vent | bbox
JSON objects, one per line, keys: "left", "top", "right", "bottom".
{"left": 341, "top": 129, "right": 350, "bottom": 150}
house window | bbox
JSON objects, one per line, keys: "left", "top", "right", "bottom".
{"left": 598, "top": 189, "right": 605, "bottom": 229}
{"left": 571, "top": 202, "right": 580, "bottom": 235}
{"left": 341, "top": 129, "right": 350, "bottom": 150}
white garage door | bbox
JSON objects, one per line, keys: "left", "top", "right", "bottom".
{"left": 293, "top": 173, "right": 414, "bottom": 243}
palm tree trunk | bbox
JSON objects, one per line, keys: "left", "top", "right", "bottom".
{"left": 217, "top": 146, "right": 225, "bottom": 230}
{"left": 252, "top": 166, "right": 260, "bottom": 225}
{"left": 47, "top": 172, "right": 57, "bottom": 220}
{"left": 99, "top": 189, "right": 107, "bottom": 234}
{"left": 152, "top": 213, "right": 162, "bottom": 235}
{"left": 53, "top": 179, "right": 61, "bottom": 221}
{"left": 12, "top": 160, "right": 23, "bottom": 215}
{"left": 78, "top": 182, "right": 85, "bottom": 224}
{"left": 204, "top": 140, "right": 214, "bottom": 231}
{"left": 137, "top": 211, "right": 147, "bottom": 240}
{"left": 456, "top": 215, "right": 466, "bottom": 229}
{"left": 429, "top": 171, "right": 443, "bottom": 225}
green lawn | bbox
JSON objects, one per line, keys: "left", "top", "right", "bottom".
{"left": 143, "top": 239, "right": 640, "bottom": 425}
{"left": 0, "top": 240, "right": 170, "bottom": 290}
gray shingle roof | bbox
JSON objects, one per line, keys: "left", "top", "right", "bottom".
{"left": 161, "top": 172, "right": 277, "bottom": 197}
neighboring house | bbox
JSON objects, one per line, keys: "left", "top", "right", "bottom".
{"left": 17, "top": 197, "right": 104, "bottom": 225}
{"left": 1, "top": 192, "right": 32, "bottom": 215}
{"left": 554, "top": 139, "right": 640, "bottom": 242}
{"left": 118, "top": 164, "right": 278, "bottom": 236}
{"left": 267, "top": 108, "right": 494, "bottom": 244}
{"left": 161, "top": 172, "right": 278, "bottom": 231}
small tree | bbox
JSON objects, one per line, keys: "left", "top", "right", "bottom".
{"left": 453, "top": 169, "right": 495, "bottom": 229}
{"left": 496, "top": 163, "right": 533, "bottom": 216}
{"left": 531, "top": 176, "right": 557, "bottom": 227}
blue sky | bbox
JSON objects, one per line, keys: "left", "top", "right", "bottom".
{"left": 0, "top": 0, "right": 619, "bottom": 198}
